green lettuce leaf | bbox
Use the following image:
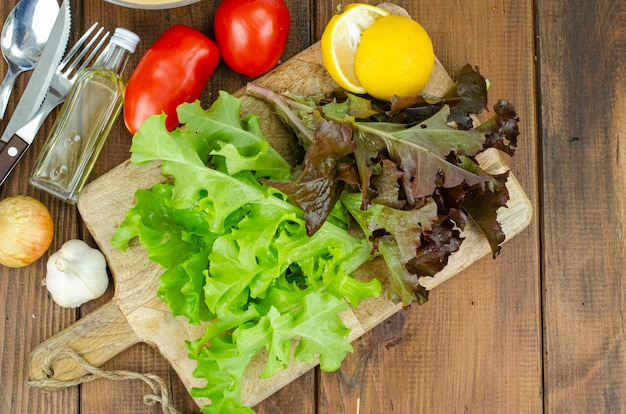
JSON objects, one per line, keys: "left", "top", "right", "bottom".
{"left": 112, "top": 76, "right": 520, "bottom": 411}
{"left": 113, "top": 92, "right": 380, "bottom": 413}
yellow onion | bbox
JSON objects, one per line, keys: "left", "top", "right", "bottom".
{"left": 0, "top": 195, "right": 54, "bottom": 268}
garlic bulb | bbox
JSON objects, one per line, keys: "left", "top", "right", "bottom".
{"left": 44, "top": 239, "right": 109, "bottom": 308}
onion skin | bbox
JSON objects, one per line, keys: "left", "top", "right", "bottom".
{"left": 0, "top": 195, "right": 54, "bottom": 268}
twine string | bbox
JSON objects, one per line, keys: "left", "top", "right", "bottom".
{"left": 27, "top": 347, "right": 187, "bottom": 414}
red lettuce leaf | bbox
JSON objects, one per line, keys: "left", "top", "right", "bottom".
{"left": 261, "top": 120, "right": 356, "bottom": 235}
{"left": 405, "top": 217, "right": 463, "bottom": 278}
{"left": 460, "top": 171, "right": 510, "bottom": 258}
{"left": 341, "top": 193, "right": 441, "bottom": 305}
{"left": 479, "top": 99, "right": 520, "bottom": 156}
{"left": 387, "top": 64, "right": 487, "bottom": 130}
{"left": 368, "top": 104, "right": 489, "bottom": 205}
{"left": 446, "top": 64, "right": 489, "bottom": 129}
{"left": 246, "top": 69, "right": 520, "bottom": 305}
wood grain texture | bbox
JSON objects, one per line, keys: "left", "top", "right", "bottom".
{"left": 315, "top": 2, "right": 541, "bottom": 414}
{"left": 81, "top": 1, "right": 319, "bottom": 412}
{"left": 537, "top": 0, "right": 626, "bottom": 412}
{"left": 27, "top": 36, "right": 530, "bottom": 412}
{"left": 29, "top": 300, "right": 141, "bottom": 385}
{"left": 0, "top": 0, "right": 552, "bottom": 413}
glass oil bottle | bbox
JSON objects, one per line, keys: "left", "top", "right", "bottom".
{"left": 29, "top": 28, "right": 140, "bottom": 203}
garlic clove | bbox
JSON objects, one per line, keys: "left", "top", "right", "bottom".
{"left": 45, "top": 239, "right": 109, "bottom": 308}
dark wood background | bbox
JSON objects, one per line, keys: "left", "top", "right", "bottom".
{"left": 0, "top": 0, "right": 623, "bottom": 412}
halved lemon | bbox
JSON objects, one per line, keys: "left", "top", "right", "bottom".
{"left": 320, "top": 3, "right": 389, "bottom": 94}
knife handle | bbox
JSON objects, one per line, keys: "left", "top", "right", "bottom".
{"left": 0, "top": 134, "right": 30, "bottom": 187}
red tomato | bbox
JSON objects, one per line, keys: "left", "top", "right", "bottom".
{"left": 214, "top": 0, "right": 290, "bottom": 77}
{"left": 123, "top": 24, "right": 220, "bottom": 135}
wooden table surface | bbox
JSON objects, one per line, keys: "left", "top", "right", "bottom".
{"left": 0, "top": 0, "right": 624, "bottom": 413}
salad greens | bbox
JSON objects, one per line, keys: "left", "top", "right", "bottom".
{"left": 112, "top": 64, "right": 520, "bottom": 413}
{"left": 247, "top": 64, "right": 518, "bottom": 304}
{"left": 112, "top": 93, "right": 381, "bottom": 413}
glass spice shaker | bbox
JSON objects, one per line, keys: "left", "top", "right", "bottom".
{"left": 29, "top": 28, "right": 140, "bottom": 204}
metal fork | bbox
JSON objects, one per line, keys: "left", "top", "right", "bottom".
{"left": 21, "top": 23, "right": 110, "bottom": 134}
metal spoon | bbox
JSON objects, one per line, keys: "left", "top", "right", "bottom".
{"left": 0, "top": 0, "right": 59, "bottom": 119}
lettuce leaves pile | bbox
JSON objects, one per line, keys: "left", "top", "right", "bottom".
{"left": 247, "top": 65, "right": 519, "bottom": 304}
{"left": 111, "top": 65, "right": 520, "bottom": 413}
{"left": 112, "top": 93, "right": 380, "bottom": 413}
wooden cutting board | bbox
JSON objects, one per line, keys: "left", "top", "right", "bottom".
{"left": 28, "top": 28, "right": 533, "bottom": 411}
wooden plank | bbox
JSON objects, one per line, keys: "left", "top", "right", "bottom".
{"left": 29, "top": 8, "right": 531, "bottom": 414}
{"left": 0, "top": 1, "right": 542, "bottom": 414}
{"left": 0, "top": 3, "right": 84, "bottom": 413}
{"left": 314, "top": 1, "right": 542, "bottom": 413}
{"left": 76, "top": 1, "right": 318, "bottom": 413}
{"left": 72, "top": 3, "right": 211, "bottom": 413}
{"left": 537, "top": 0, "right": 626, "bottom": 412}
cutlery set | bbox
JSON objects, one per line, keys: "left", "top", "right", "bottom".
{"left": 0, "top": 0, "right": 58, "bottom": 120}
{"left": 0, "top": 0, "right": 109, "bottom": 187}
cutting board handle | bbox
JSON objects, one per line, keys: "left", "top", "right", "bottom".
{"left": 28, "top": 299, "right": 141, "bottom": 389}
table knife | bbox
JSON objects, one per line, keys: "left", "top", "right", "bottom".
{"left": 0, "top": 0, "right": 71, "bottom": 187}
